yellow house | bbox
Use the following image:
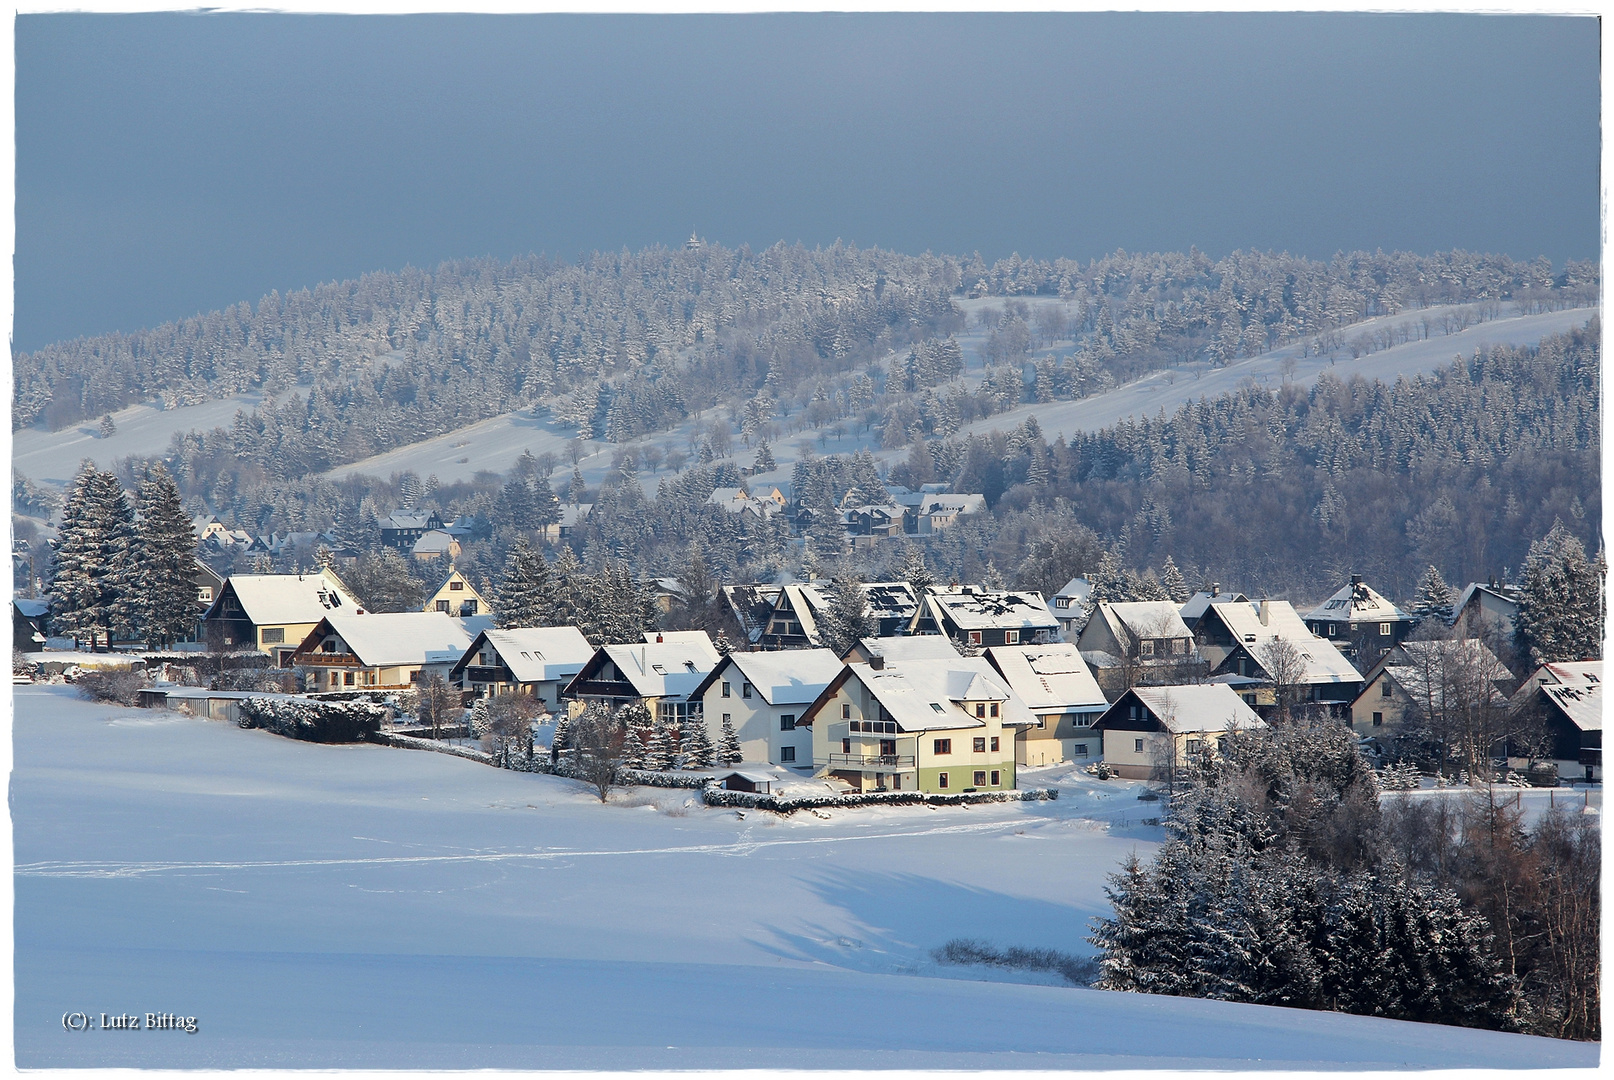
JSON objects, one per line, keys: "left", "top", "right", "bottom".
{"left": 200, "top": 567, "right": 364, "bottom": 665}
{"left": 1092, "top": 683, "right": 1266, "bottom": 780}
{"left": 984, "top": 643, "right": 1109, "bottom": 765}
{"left": 798, "top": 655, "right": 1032, "bottom": 793}
{"left": 287, "top": 611, "right": 473, "bottom": 692}
{"left": 422, "top": 567, "right": 487, "bottom": 618}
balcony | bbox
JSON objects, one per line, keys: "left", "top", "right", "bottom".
{"left": 825, "top": 753, "right": 915, "bottom": 770}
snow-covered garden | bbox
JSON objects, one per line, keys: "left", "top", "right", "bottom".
{"left": 12, "top": 684, "right": 1598, "bottom": 1069}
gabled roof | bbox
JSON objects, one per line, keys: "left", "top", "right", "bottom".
{"left": 303, "top": 611, "right": 473, "bottom": 668}
{"left": 985, "top": 643, "right": 1107, "bottom": 712}
{"left": 1179, "top": 590, "right": 1249, "bottom": 626}
{"left": 1304, "top": 579, "right": 1413, "bottom": 623}
{"left": 1053, "top": 576, "right": 1093, "bottom": 602}
{"left": 14, "top": 598, "right": 49, "bottom": 618}
{"left": 922, "top": 587, "right": 1059, "bottom": 633}
{"left": 1377, "top": 639, "right": 1512, "bottom": 709}
{"left": 1096, "top": 683, "right": 1267, "bottom": 734}
{"left": 817, "top": 656, "right": 1035, "bottom": 733}
{"left": 919, "top": 493, "right": 987, "bottom": 515}
{"left": 1206, "top": 600, "right": 1361, "bottom": 685}
{"left": 385, "top": 511, "right": 441, "bottom": 530}
{"left": 595, "top": 635, "right": 720, "bottom": 699}
{"left": 851, "top": 635, "right": 961, "bottom": 663}
{"left": 1099, "top": 601, "right": 1193, "bottom": 642}
{"left": 412, "top": 530, "right": 459, "bottom": 555}
{"left": 206, "top": 569, "right": 361, "bottom": 626}
{"left": 1543, "top": 679, "right": 1602, "bottom": 733}
{"left": 692, "top": 648, "right": 844, "bottom": 706}
{"left": 454, "top": 626, "right": 596, "bottom": 683}
{"left": 558, "top": 503, "right": 594, "bottom": 527}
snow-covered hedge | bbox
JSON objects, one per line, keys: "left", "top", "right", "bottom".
{"left": 701, "top": 786, "right": 1059, "bottom": 812}
{"left": 238, "top": 697, "right": 387, "bottom": 743}
{"left": 372, "top": 730, "right": 492, "bottom": 763}
{"left": 505, "top": 753, "right": 710, "bottom": 788}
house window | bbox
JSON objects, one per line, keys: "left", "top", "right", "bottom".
{"left": 1381, "top": 680, "right": 1393, "bottom": 698}
{"left": 973, "top": 737, "right": 987, "bottom": 753}
{"left": 1140, "top": 640, "right": 1155, "bottom": 657}
{"left": 973, "top": 771, "right": 987, "bottom": 786}
{"left": 450, "top": 581, "right": 463, "bottom": 591}
{"left": 722, "top": 712, "right": 731, "bottom": 725}
{"left": 197, "top": 587, "right": 213, "bottom": 602}
{"left": 934, "top": 738, "right": 952, "bottom": 755}
{"left": 1372, "top": 712, "right": 1383, "bottom": 727}
{"left": 1005, "top": 630, "right": 1019, "bottom": 645}
{"left": 989, "top": 703, "right": 998, "bottom": 717}
{"left": 841, "top": 702, "right": 851, "bottom": 719}
{"left": 1134, "top": 738, "right": 1145, "bottom": 753}
{"left": 990, "top": 770, "right": 1000, "bottom": 785}
{"left": 780, "top": 714, "right": 796, "bottom": 731}
{"left": 990, "top": 737, "right": 999, "bottom": 752}
{"left": 842, "top": 738, "right": 852, "bottom": 753}
{"left": 1186, "top": 738, "right": 1204, "bottom": 753}
{"left": 1073, "top": 744, "right": 1088, "bottom": 757}
{"left": 742, "top": 682, "right": 753, "bottom": 699}
{"left": 1172, "top": 639, "right": 1186, "bottom": 654}
{"left": 937, "top": 772, "right": 949, "bottom": 788}
{"left": 722, "top": 681, "right": 731, "bottom": 698}
{"left": 781, "top": 746, "right": 796, "bottom": 763}
{"left": 261, "top": 627, "right": 285, "bottom": 644}
{"left": 976, "top": 703, "right": 986, "bottom": 718}
{"left": 1380, "top": 622, "right": 1392, "bottom": 636}
{"left": 436, "top": 600, "right": 450, "bottom": 612}
{"left": 1244, "top": 694, "right": 1257, "bottom": 705}
{"left": 1055, "top": 597, "right": 1069, "bottom": 608}
{"left": 345, "top": 672, "right": 355, "bottom": 686}
{"left": 968, "top": 631, "right": 982, "bottom": 645}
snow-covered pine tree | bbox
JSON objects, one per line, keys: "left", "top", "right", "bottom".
{"left": 549, "top": 546, "right": 584, "bottom": 628}
{"left": 1088, "top": 549, "right": 1129, "bottom": 604}
{"left": 1514, "top": 520, "right": 1606, "bottom": 664}
{"left": 133, "top": 463, "right": 200, "bottom": 647}
{"left": 898, "top": 543, "right": 934, "bottom": 595}
{"left": 495, "top": 536, "right": 555, "bottom": 628}
{"left": 1160, "top": 555, "right": 1190, "bottom": 604}
{"left": 567, "top": 464, "right": 587, "bottom": 506}
{"left": 531, "top": 471, "right": 561, "bottom": 528}
{"left": 685, "top": 717, "right": 716, "bottom": 768}
{"left": 713, "top": 629, "right": 733, "bottom": 655}
{"left": 50, "top": 466, "right": 139, "bottom": 648}
{"left": 753, "top": 440, "right": 776, "bottom": 472}
{"left": 48, "top": 463, "right": 106, "bottom": 644}
{"left": 1412, "top": 564, "right": 1456, "bottom": 624}
{"left": 98, "top": 414, "right": 116, "bottom": 438}
{"left": 548, "top": 711, "right": 572, "bottom": 762}
{"left": 642, "top": 716, "right": 674, "bottom": 771}
{"left": 617, "top": 701, "right": 655, "bottom": 768}
{"left": 984, "top": 561, "right": 1007, "bottom": 590}
{"left": 719, "top": 714, "right": 743, "bottom": 765}
{"left": 820, "top": 577, "right": 873, "bottom": 656}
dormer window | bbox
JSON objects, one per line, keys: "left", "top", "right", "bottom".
{"left": 930, "top": 702, "right": 945, "bottom": 713}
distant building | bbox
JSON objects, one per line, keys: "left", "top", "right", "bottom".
{"left": 1092, "top": 684, "right": 1267, "bottom": 779}
{"left": 562, "top": 631, "right": 722, "bottom": 724}
{"left": 985, "top": 643, "right": 1108, "bottom": 765}
{"left": 756, "top": 580, "right": 919, "bottom": 650}
{"left": 13, "top": 598, "right": 49, "bottom": 651}
{"left": 1349, "top": 639, "right": 1513, "bottom": 740}
{"left": 411, "top": 529, "right": 462, "bottom": 562}
{"left": 1511, "top": 660, "right": 1601, "bottom": 782}
{"left": 1453, "top": 581, "right": 1522, "bottom": 641}
{"left": 1302, "top": 575, "right": 1417, "bottom": 663}
{"left": 448, "top": 626, "right": 596, "bottom": 709}
{"left": 691, "top": 648, "right": 844, "bottom": 767}
{"left": 287, "top": 611, "right": 474, "bottom": 692}
{"left": 1047, "top": 576, "right": 1093, "bottom": 641}
{"left": 422, "top": 567, "right": 487, "bottom": 618}
{"left": 200, "top": 568, "right": 363, "bottom": 664}
{"left": 382, "top": 510, "right": 445, "bottom": 552}
{"left": 1192, "top": 598, "right": 1363, "bottom": 717}
{"left": 909, "top": 585, "right": 1060, "bottom": 649}
{"left": 1077, "top": 600, "right": 1205, "bottom": 697}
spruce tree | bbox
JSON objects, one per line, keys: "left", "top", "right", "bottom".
{"left": 133, "top": 463, "right": 200, "bottom": 647}
{"left": 1412, "top": 564, "right": 1456, "bottom": 624}
{"left": 48, "top": 463, "right": 104, "bottom": 644}
{"left": 549, "top": 546, "right": 585, "bottom": 628}
{"left": 548, "top": 712, "right": 572, "bottom": 762}
{"left": 1160, "top": 555, "right": 1190, "bottom": 604}
{"left": 685, "top": 717, "right": 716, "bottom": 768}
{"left": 496, "top": 536, "right": 555, "bottom": 628}
{"left": 898, "top": 543, "right": 934, "bottom": 595}
{"left": 820, "top": 577, "right": 873, "bottom": 656}
{"left": 642, "top": 716, "right": 673, "bottom": 771}
{"left": 754, "top": 440, "right": 776, "bottom": 472}
{"left": 719, "top": 714, "right": 744, "bottom": 766}
{"left": 617, "top": 701, "right": 654, "bottom": 768}
{"left": 1514, "top": 521, "right": 1605, "bottom": 664}
{"left": 50, "top": 465, "right": 138, "bottom": 648}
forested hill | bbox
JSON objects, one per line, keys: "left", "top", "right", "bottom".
{"left": 14, "top": 243, "right": 1597, "bottom": 467}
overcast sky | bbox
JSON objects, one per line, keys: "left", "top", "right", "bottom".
{"left": 13, "top": 11, "right": 1600, "bottom": 353}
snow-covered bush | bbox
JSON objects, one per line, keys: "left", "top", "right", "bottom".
{"left": 237, "top": 697, "right": 387, "bottom": 743}
{"left": 1085, "top": 762, "right": 1115, "bottom": 780}
{"left": 76, "top": 667, "right": 148, "bottom": 705}
{"left": 701, "top": 786, "right": 1058, "bottom": 812}
{"left": 213, "top": 666, "right": 298, "bottom": 693}
{"left": 1378, "top": 762, "right": 1422, "bottom": 791}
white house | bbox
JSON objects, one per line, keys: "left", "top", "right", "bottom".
{"left": 1092, "top": 683, "right": 1267, "bottom": 779}
{"left": 562, "top": 631, "right": 722, "bottom": 723}
{"left": 447, "top": 626, "right": 597, "bottom": 709}
{"left": 286, "top": 611, "right": 474, "bottom": 692}
{"left": 985, "top": 643, "right": 1109, "bottom": 765}
{"left": 691, "top": 648, "right": 844, "bottom": 768}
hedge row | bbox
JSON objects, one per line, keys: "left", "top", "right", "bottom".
{"left": 701, "top": 786, "right": 1059, "bottom": 812}
{"left": 238, "top": 697, "right": 387, "bottom": 743}
{"left": 506, "top": 754, "right": 711, "bottom": 788}
{"left": 372, "top": 730, "right": 492, "bottom": 763}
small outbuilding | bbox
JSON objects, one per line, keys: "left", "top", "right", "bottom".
{"left": 716, "top": 771, "right": 776, "bottom": 794}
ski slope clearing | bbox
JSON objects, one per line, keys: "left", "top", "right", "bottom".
{"left": 953, "top": 305, "right": 1598, "bottom": 444}
{"left": 12, "top": 391, "right": 274, "bottom": 487}
{"left": 12, "top": 685, "right": 1597, "bottom": 1069}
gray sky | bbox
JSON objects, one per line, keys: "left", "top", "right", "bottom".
{"left": 13, "top": 12, "right": 1600, "bottom": 353}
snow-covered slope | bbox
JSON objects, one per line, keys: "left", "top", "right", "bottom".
{"left": 12, "top": 685, "right": 1596, "bottom": 1069}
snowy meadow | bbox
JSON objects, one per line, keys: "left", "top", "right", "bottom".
{"left": 12, "top": 684, "right": 1599, "bottom": 1069}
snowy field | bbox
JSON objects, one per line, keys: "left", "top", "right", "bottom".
{"left": 12, "top": 684, "right": 1598, "bottom": 1069}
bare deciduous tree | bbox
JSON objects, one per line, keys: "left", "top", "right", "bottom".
{"left": 571, "top": 701, "right": 628, "bottom": 802}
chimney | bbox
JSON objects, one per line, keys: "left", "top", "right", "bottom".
{"left": 869, "top": 654, "right": 885, "bottom": 670}
{"left": 1211, "top": 582, "right": 1220, "bottom": 597}
{"left": 1259, "top": 599, "right": 1270, "bottom": 626}
{"left": 656, "top": 633, "right": 664, "bottom": 643}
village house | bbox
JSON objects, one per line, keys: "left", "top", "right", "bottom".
{"left": 755, "top": 580, "right": 919, "bottom": 650}
{"left": 1047, "top": 575, "right": 1093, "bottom": 641}
{"left": 193, "top": 559, "right": 225, "bottom": 612}
{"left": 1510, "top": 660, "right": 1602, "bottom": 782}
{"left": 189, "top": 513, "right": 234, "bottom": 546}
{"left": 706, "top": 486, "right": 784, "bottom": 524}
{"left": 411, "top": 529, "right": 462, "bottom": 562}
{"left": 1092, "top": 683, "right": 1267, "bottom": 780}
{"left": 540, "top": 503, "right": 595, "bottom": 546}
{"left": 840, "top": 634, "right": 962, "bottom": 665}
{"left": 447, "top": 625, "right": 596, "bottom": 710}
{"left": 1077, "top": 600, "right": 1205, "bottom": 698}
{"left": 840, "top": 503, "right": 907, "bottom": 548}
{"left": 1349, "top": 638, "right": 1514, "bottom": 740}
{"left": 421, "top": 567, "right": 487, "bottom": 618}
{"left": 908, "top": 585, "right": 1060, "bottom": 649}
{"left": 12, "top": 598, "right": 49, "bottom": 651}
{"left": 908, "top": 492, "right": 987, "bottom": 534}
{"left": 722, "top": 583, "right": 784, "bottom": 644}
{"left": 1453, "top": 581, "right": 1522, "bottom": 640}
{"left": 1189, "top": 598, "right": 1362, "bottom": 716}
{"left": 691, "top": 648, "right": 844, "bottom": 767}
{"left": 381, "top": 510, "right": 445, "bottom": 552}
{"left": 199, "top": 568, "right": 363, "bottom": 665}
{"left": 562, "top": 631, "right": 721, "bottom": 724}
{"left": 1302, "top": 575, "right": 1418, "bottom": 663}
{"left": 984, "top": 643, "right": 1109, "bottom": 765}
{"left": 287, "top": 611, "right": 474, "bottom": 692}
{"left": 1178, "top": 585, "right": 1249, "bottom": 633}
{"left": 797, "top": 653, "right": 1033, "bottom": 794}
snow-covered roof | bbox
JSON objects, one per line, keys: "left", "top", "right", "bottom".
{"left": 1303, "top": 579, "right": 1412, "bottom": 623}
{"left": 1544, "top": 680, "right": 1602, "bottom": 733}
{"left": 985, "top": 643, "right": 1107, "bottom": 712}
{"left": 854, "top": 635, "right": 961, "bottom": 663}
{"left": 924, "top": 588, "right": 1059, "bottom": 633}
{"left": 1381, "top": 640, "right": 1512, "bottom": 709}
{"left": 721, "top": 648, "right": 843, "bottom": 705}
{"left": 1053, "top": 576, "right": 1093, "bottom": 602}
{"left": 412, "top": 530, "right": 459, "bottom": 555}
{"left": 918, "top": 493, "right": 986, "bottom": 516}
{"left": 846, "top": 657, "right": 1035, "bottom": 733}
{"left": 14, "top": 598, "right": 49, "bottom": 618}
{"left": 1213, "top": 601, "right": 1361, "bottom": 685}
{"left": 1454, "top": 582, "right": 1520, "bottom": 615}
{"left": 211, "top": 569, "right": 362, "bottom": 625}
{"left": 599, "top": 636, "right": 719, "bottom": 699}
{"left": 472, "top": 626, "right": 596, "bottom": 683}
{"left": 1179, "top": 590, "right": 1248, "bottom": 626}
{"left": 311, "top": 611, "right": 474, "bottom": 668}
{"left": 558, "top": 503, "right": 593, "bottom": 527}
{"left": 385, "top": 511, "right": 438, "bottom": 530}
{"left": 1099, "top": 601, "right": 1193, "bottom": 642}
{"left": 1110, "top": 684, "right": 1267, "bottom": 734}
{"left": 644, "top": 630, "right": 722, "bottom": 659}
